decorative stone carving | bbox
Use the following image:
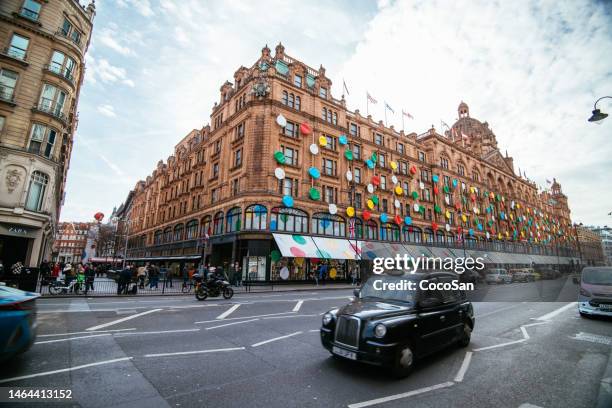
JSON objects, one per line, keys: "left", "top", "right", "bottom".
{"left": 5, "top": 169, "right": 21, "bottom": 192}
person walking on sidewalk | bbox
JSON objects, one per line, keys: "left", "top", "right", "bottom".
{"left": 148, "top": 264, "right": 159, "bottom": 289}
{"left": 85, "top": 263, "right": 95, "bottom": 293}
{"left": 137, "top": 265, "right": 146, "bottom": 289}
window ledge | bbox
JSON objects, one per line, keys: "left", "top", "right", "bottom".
{"left": 0, "top": 52, "right": 29, "bottom": 67}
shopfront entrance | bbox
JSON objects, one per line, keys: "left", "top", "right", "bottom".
{"left": 0, "top": 234, "right": 29, "bottom": 272}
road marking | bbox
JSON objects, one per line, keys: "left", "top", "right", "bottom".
{"left": 251, "top": 331, "right": 303, "bottom": 347}
{"left": 520, "top": 326, "right": 530, "bottom": 340}
{"left": 0, "top": 357, "right": 133, "bottom": 384}
{"left": 194, "top": 311, "right": 296, "bottom": 324}
{"left": 293, "top": 300, "right": 304, "bottom": 312}
{"left": 473, "top": 339, "right": 527, "bottom": 352}
{"left": 206, "top": 318, "right": 260, "bottom": 330}
{"left": 144, "top": 347, "right": 245, "bottom": 358}
{"left": 114, "top": 328, "right": 201, "bottom": 337}
{"left": 263, "top": 313, "right": 319, "bottom": 319}
{"left": 534, "top": 302, "right": 577, "bottom": 321}
{"left": 518, "top": 404, "right": 543, "bottom": 408}
{"left": 476, "top": 303, "right": 522, "bottom": 319}
{"left": 38, "top": 328, "right": 136, "bottom": 337}
{"left": 35, "top": 333, "right": 112, "bottom": 345}
{"left": 309, "top": 329, "right": 320, "bottom": 332}
{"left": 570, "top": 332, "right": 612, "bottom": 346}
{"left": 216, "top": 304, "right": 241, "bottom": 320}
{"left": 86, "top": 308, "right": 162, "bottom": 331}
{"left": 454, "top": 351, "right": 473, "bottom": 382}
{"left": 347, "top": 381, "right": 455, "bottom": 408}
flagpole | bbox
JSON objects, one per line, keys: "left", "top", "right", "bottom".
{"left": 402, "top": 113, "right": 405, "bottom": 132}
{"left": 366, "top": 92, "right": 369, "bottom": 117}
{"left": 384, "top": 104, "right": 388, "bottom": 127}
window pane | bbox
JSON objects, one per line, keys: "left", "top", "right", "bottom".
{"left": 9, "top": 34, "right": 29, "bottom": 59}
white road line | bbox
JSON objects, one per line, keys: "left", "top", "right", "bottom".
{"left": 454, "top": 352, "right": 473, "bottom": 382}
{"left": 114, "top": 329, "right": 200, "bottom": 337}
{"left": 309, "top": 329, "right": 320, "bottom": 332}
{"left": 476, "top": 303, "right": 522, "bottom": 319}
{"left": 473, "top": 339, "right": 527, "bottom": 352}
{"left": 293, "top": 300, "right": 304, "bottom": 312}
{"left": 144, "top": 347, "right": 245, "bottom": 358}
{"left": 216, "top": 304, "right": 241, "bottom": 320}
{"left": 570, "top": 332, "right": 612, "bottom": 346}
{"left": 522, "top": 321, "right": 549, "bottom": 328}
{"left": 263, "top": 314, "right": 319, "bottom": 320}
{"left": 86, "top": 308, "right": 162, "bottom": 331}
{"left": 534, "top": 302, "right": 577, "bottom": 321}
{"left": 347, "top": 381, "right": 455, "bottom": 408}
{"left": 520, "top": 326, "right": 530, "bottom": 340}
{"left": 251, "top": 331, "right": 303, "bottom": 347}
{"left": 0, "top": 357, "right": 133, "bottom": 384}
{"left": 35, "top": 333, "right": 112, "bottom": 345}
{"left": 206, "top": 318, "right": 260, "bottom": 330}
{"left": 518, "top": 404, "right": 543, "bottom": 408}
{"left": 194, "top": 311, "right": 296, "bottom": 324}
{"left": 38, "top": 328, "right": 136, "bottom": 338}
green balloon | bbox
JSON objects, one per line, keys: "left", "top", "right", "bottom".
{"left": 371, "top": 195, "right": 379, "bottom": 205}
{"left": 271, "top": 250, "right": 281, "bottom": 262}
{"left": 309, "top": 187, "right": 320, "bottom": 200}
{"left": 344, "top": 149, "right": 353, "bottom": 161}
{"left": 411, "top": 191, "right": 419, "bottom": 200}
{"left": 274, "top": 151, "right": 286, "bottom": 164}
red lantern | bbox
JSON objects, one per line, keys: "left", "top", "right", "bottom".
{"left": 94, "top": 212, "right": 104, "bottom": 222}
{"left": 394, "top": 215, "right": 402, "bottom": 225}
{"left": 363, "top": 210, "right": 372, "bottom": 221}
{"left": 299, "top": 122, "right": 311, "bottom": 135}
{"left": 371, "top": 175, "right": 380, "bottom": 186}
{"left": 409, "top": 165, "right": 417, "bottom": 175}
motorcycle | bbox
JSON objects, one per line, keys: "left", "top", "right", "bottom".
{"left": 48, "top": 279, "right": 81, "bottom": 295}
{"left": 194, "top": 274, "right": 234, "bottom": 301}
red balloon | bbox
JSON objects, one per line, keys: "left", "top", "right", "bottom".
{"left": 362, "top": 210, "right": 372, "bottom": 221}
{"left": 94, "top": 212, "right": 104, "bottom": 221}
{"left": 433, "top": 186, "right": 439, "bottom": 195}
{"left": 299, "top": 122, "right": 311, "bottom": 135}
{"left": 455, "top": 202, "right": 461, "bottom": 210}
{"left": 409, "top": 165, "right": 417, "bottom": 175}
{"left": 432, "top": 222, "right": 438, "bottom": 231}
{"left": 371, "top": 176, "right": 380, "bottom": 186}
{"left": 394, "top": 215, "right": 402, "bottom": 225}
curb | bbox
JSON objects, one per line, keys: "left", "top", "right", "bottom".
{"left": 37, "top": 285, "right": 355, "bottom": 299}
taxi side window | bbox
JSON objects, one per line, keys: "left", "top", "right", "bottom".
{"left": 419, "top": 278, "right": 444, "bottom": 303}
{"left": 439, "top": 277, "right": 460, "bottom": 303}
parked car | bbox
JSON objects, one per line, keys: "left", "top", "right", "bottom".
{"left": 320, "top": 272, "right": 474, "bottom": 377}
{"left": 539, "top": 268, "right": 560, "bottom": 280}
{"left": 578, "top": 267, "right": 612, "bottom": 318}
{"left": 459, "top": 269, "right": 482, "bottom": 284}
{"left": 0, "top": 284, "right": 40, "bottom": 362}
{"left": 485, "top": 269, "right": 512, "bottom": 284}
{"left": 510, "top": 269, "right": 530, "bottom": 283}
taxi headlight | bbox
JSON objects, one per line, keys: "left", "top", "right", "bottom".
{"left": 322, "top": 312, "right": 334, "bottom": 326}
{"left": 374, "top": 323, "right": 387, "bottom": 338}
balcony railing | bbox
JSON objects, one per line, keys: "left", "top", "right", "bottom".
{"left": 55, "top": 29, "right": 82, "bottom": 49}
{"left": 43, "top": 64, "right": 75, "bottom": 86}
{"left": 33, "top": 98, "right": 67, "bottom": 124}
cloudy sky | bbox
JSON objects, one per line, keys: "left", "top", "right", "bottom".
{"left": 65, "top": 0, "right": 612, "bottom": 226}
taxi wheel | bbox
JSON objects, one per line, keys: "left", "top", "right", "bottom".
{"left": 458, "top": 322, "right": 472, "bottom": 347}
{"left": 392, "top": 345, "right": 414, "bottom": 378}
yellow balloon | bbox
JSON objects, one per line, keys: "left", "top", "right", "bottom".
{"left": 510, "top": 213, "right": 514, "bottom": 220}
{"left": 470, "top": 186, "right": 475, "bottom": 194}
{"left": 505, "top": 231, "right": 509, "bottom": 237}
{"left": 295, "top": 257, "right": 304, "bottom": 266}
{"left": 346, "top": 206, "right": 355, "bottom": 217}
{"left": 445, "top": 211, "right": 451, "bottom": 219}
{"left": 498, "top": 233, "right": 502, "bottom": 240}
{"left": 517, "top": 203, "right": 521, "bottom": 209}
{"left": 318, "top": 135, "right": 327, "bottom": 146}
{"left": 461, "top": 214, "right": 467, "bottom": 222}
{"left": 394, "top": 185, "right": 403, "bottom": 195}
{"left": 367, "top": 199, "right": 374, "bottom": 209}
{"left": 390, "top": 161, "right": 398, "bottom": 170}
{"left": 329, "top": 268, "right": 337, "bottom": 279}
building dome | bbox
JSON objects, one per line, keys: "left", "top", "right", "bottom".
{"left": 458, "top": 101, "right": 469, "bottom": 118}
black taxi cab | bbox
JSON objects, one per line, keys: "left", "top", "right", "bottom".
{"left": 320, "top": 272, "right": 474, "bottom": 377}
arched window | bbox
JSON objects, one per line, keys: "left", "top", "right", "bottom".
{"left": 154, "top": 230, "right": 163, "bottom": 245}
{"left": 380, "top": 223, "right": 400, "bottom": 242}
{"left": 412, "top": 227, "right": 423, "bottom": 243}
{"left": 226, "top": 207, "right": 242, "bottom": 233}
{"left": 244, "top": 204, "right": 267, "bottom": 230}
{"left": 365, "top": 220, "right": 378, "bottom": 240}
{"left": 350, "top": 218, "right": 363, "bottom": 239}
{"left": 213, "top": 211, "right": 224, "bottom": 235}
{"left": 436, "top": 231, "right": 445, "bottom": 244}
{"left": 163, "top": 227, "right": 172, "bottom": 243}
{"left": 312, "top": 213, "right": 346, "bottom": 237}
{"left": 402, "top": 226, "right": 412, "bottom": 242}
{"left": 424, "top": 228, "right": 435, "bottom": 243}
{"left": 270, "top": 207, "right": 308, "bottom": 233}
{"left": 25, "top": 171, "right": 49, "bottom": 212}
{"left": 201, "top": 215, "right": 212, "bottom": 237}
{"left": 185, "top": 220, "right": 198, "bottom": 239}
{"left": 173, "top": 224, "right": 184, "bottom": 241}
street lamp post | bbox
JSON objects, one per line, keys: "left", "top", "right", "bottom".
{"left": 588, "top": 96, "right": 611, "bottom": 122}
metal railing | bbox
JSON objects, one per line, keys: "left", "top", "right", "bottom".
{"left": 33, "top": 98, "right": 67, "bottom": 123}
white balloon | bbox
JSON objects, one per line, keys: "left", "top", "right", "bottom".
{"left": 445, "top": 196, "right": 450, "bottom": 205}
{"left": 276, "top": 114, "right": 287, "bottom": 127}
{"left": 445, "top": 224, "right": 451, "bottom": 232}
{"left": 394, "top": 199, "right": 400, "bottom": 208}
{"left": 473, "top": 206, "right": 478, "bottom": 213}
{"left": 274, "top": 167, "right": 285, "bottom": 180}
{"left": 279, "top": 267, "right": 289, "bottom": 280}
{"left": 367, "top": 184, "right": 374, "bottom": 193}
{"left": 413, "top": 203, "right": 420, "bottom": 212}
{"left": 328, "top": 203, "right": 338, "bottom": 215}
{"left": 486, "top": 232, "right": 490, "bottom": 239}
{"left": 419, "top": 182, "right": 425, "bottom": 190}
{"left": 461, "top": 182, "right": 466, "bottom": 191}
{"left": 346, "top": 170, "right": 353, "bottom": 181}
{"left": 391, "top": 175, "right": 398, "bottom": 184}
{"left": 309, "top": 144, "right": 319, "bottom": 155}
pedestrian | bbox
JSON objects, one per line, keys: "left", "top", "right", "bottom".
{"left": 39, "top": 259, "right": 51, "bottom": 280}
{"left": 118, "top": 265, "right": 132, "bottom": 295}
{"left": 137, "top": 265, "right": 146, "bottom": 289}
{"left": 234, "top": 262, "right": 242, "bottom": 287}
{"left": 319, "top": 262, "right": 328, "bottom": 286}
{"left": 76, "top": 265, "right": 85, "bottom": 293}
{"left": 162, "top": 265, "right": 173, "bottom": 288}
{"left": 351, "top": 266, "right": 358, "bottom": 285}
{"left": 148, "top": 264, "right": 159, "bottom": 289}
{"left": 85, "top": 263, "right": 95, "bottom": 293}
{"left": 63, "top": 263, "right": 74, "bottom": 288}
{"left": 182, "top": 265, "right": 189, "bottom": 289}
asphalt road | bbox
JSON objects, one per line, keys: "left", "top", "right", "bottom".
{"left": 2, "top": 288, "right": 610, "bottom": 408}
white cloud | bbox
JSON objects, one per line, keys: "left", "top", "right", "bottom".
{"left": 97, "top": 104, "right": 116, "bottom": 117}
{"left": 85, "top": 55, "right": 134, "bottom": 87}
{"left": 115, "top": 0, "right": 153, "bottom": 17}
{"left": 97, "top": 28, "right": 132, "bottom": 55}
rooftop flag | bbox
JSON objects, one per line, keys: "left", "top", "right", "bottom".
{"left": 343, "top": 80, "right": 350, "bottom": 96}
{"left": 385, "top": 102, "right": 395, "bottom": 114}
{"left": 402, "top": 110, "right": 414, "bottom": 119}
{"left": 367, "top": 92, "right": 378, "bottom": 104}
